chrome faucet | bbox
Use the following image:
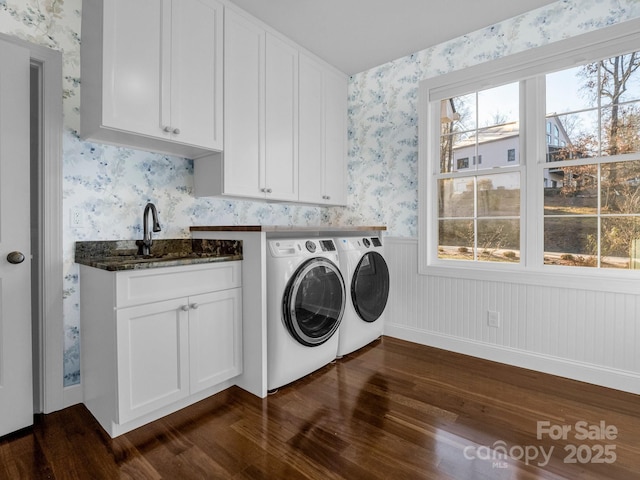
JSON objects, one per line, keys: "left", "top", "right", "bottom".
{"left": 139, "top": 202, "right": 161, "bottom": 256}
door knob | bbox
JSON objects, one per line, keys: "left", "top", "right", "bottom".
{"left": 7, "top": 251, "right": 25, "bottom": 264}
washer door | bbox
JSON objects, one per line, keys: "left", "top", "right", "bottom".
{"left": 352, "top": 252, "right": 390, "bottom": 323}
{"left": 283, "top": 257, "right": 346, "bottom": 346}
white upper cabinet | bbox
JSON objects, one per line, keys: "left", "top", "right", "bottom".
{"left": 195, "top": 7, "right": 346, "bottom": 205}
{"left": 81, "top": 0, "right": 223, "bottom": 159}
{"left": 195, "top": 10, "right": 298, "bottom": 201}
{"left": 219, "top": 9, "right": 265, "bottom": 198}
{"left": 264, "top": 33, "right": 299, "bottom": 202}
{"left": 299, "top": 54, "right": 348, "bottom": 206}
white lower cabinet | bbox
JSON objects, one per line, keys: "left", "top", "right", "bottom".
{"left": 80, "top": 262, "right": 242, "bottom": 437}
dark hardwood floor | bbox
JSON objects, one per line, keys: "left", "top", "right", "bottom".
{"left": 2, "top": 336, "right": 639, "bottom": 479}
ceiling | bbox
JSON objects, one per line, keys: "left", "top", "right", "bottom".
{"left": 228, "top": 0, "right": 559, "bottom": 75}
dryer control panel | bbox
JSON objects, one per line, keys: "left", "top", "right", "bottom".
{"left": 269, "top": 239, "right": 337, "bottom": 257}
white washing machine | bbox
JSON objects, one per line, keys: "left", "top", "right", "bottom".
{"left": 334, "top": 236, "right": 390, "bottom": 357}
{"left": 267, "top": 238, "right": 346, "bottom": 391}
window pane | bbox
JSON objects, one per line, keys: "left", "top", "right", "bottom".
{"left": 546, "top": 66, "right": 596, "bottom": 113}
{"left": 599, "top": 53, "right": 640, "bottom": 105}
{"left": 544, "top": 165, "right": 598, "bottom": 215}
{"left": 601, "top": 217, "right": 640, "bottom": 269}
{"left": 477, "top": 172, "right": 520, "bottom": 216}
{"left": 544, "top": 217, "right": 597, "bottom": 267}
{"left": 478, "top": 83, "right": 519, "bottom": 127}
{"left": 600, "top": 160, "right": 640, "bottom": 214}
{"left": 477, "top": 219, "right": 520, "bottom": 263}
{"left": 476, "top": 124, "right": 519, "bottom": 168}
{"left": 600, "top": 103, "right": 640, "bottom": 156}
{"left": 442, "top": 84, "right": 519, "bottom": 174}
{"left": 438, "top": 178, "right": 474, "bottom": 217}
{"left": 449, "top": 93, "right": 477, "bottom": 131}
{"left": 441, "top": 132, "right": 474, "bottom": 173}
{"left": 546, "top": 112, "right": 599, "bottom": 161}
{"left": 438, "top": 219, "right": 474, "bottom": 260}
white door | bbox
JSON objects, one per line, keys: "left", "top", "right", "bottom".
{"left": 102, "top": 0, "right": 163, "bottom": 139}
{"left": 299, "top": 54, "right": 325, "bottom": 204}
{"left": 170, "top": 0, "right": 223, "bottom": 150}
{"left": 116, "top": 298, "right": 190, "bottom": 424}
{"left": 0, "top": 39, "right": 33, "bottom": 436}
{"left": 223, "top": 9, "right": 265, "bottom": 199}
{"left": 189, "top": 289, "right": 242, "bottom": 393}
{"left": 324, "top": 69, "right": 348, "bottom": 206}
{"left": 265, "top": 33, "right": 298, "bottom": 201}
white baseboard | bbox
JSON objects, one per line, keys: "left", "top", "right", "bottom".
{"left": 384, "top": 323, "right": 640, "bottom": 396}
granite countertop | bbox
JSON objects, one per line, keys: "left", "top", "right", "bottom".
{"left": 190, "top": 225, "right": 386, "bottom": 233}
{"left": 75, "top": 239, "right": 243, "bottom": 271}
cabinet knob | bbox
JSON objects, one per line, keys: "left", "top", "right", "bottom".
{"left": 163, "top": 126, "right": 172, "bottom": 133}
{"left": 267, "top": 188, "right": 273, "bottom": 193}
{"left": 181, "top": 305, "right": 190, "bottom": 312}
{"left": 190, "top": 303, "right": 199, "bottom": 310}
{"left": 172, "top": 128, "right": 180, "bottom": 135}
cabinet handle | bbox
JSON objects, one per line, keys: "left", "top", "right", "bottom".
{"left": 163, "top": 126, "right": 172, "bottom": 133}
{"left": 181, "top": 305, "right": 190, "bottom": 312}
{"left": 172, "top": 128, "right": 180, "bottom": 135}
{"left": 190, "top": 303, "right": 199, "bottom": 310}
{"left": 267, "top": 188, "right": 273, "bottom": 193}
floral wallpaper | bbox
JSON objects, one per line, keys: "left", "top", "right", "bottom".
{"left": 0, "top": 0, "right": 639, "bottom": 387}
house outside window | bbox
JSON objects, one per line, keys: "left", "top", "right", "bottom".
{"left": 419, "top": 23, "right": 640, "bottom": 286}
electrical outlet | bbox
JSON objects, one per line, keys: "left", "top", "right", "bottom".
{"left": 70, "top": 208, "right": 84, "bottom": 228}
{"left": 488, "top": 310, "right": 501, "bottom": 328}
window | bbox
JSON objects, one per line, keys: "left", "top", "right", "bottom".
{"left": 419, "top": 20, "right": 640, "bottom": 287}
{"left": 438, "top": 82, "right": 521, "bottom": 263}
{"left": 544, "top": 57, "right": 640, "bottom": 269}
{"left": 457, "top": 157, "right": 469, "bottom": 169}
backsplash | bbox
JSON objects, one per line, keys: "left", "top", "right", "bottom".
{"left": 1, "top": 0, "right": 639, "bottom": 387}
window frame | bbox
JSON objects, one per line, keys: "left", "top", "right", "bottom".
{"left": 418, "top": 18, "right": 640, "bottom": 294}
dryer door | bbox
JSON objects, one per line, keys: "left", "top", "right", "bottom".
{"left": 352, "top": 252, "right": 390, "bottom": 323}
{"left": 283, "top": 257, "right": 346, "bottom": 346}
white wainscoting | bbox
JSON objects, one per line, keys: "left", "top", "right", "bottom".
{"left": 384, "top": 237, "right": 640, "bottom": 395}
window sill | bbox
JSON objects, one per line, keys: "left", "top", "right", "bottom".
{"left": 420, "top": 261, "right": 640, "bottom": 295}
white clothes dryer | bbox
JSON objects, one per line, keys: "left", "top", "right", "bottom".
{"left": 334, "top": 236, "right": 389, "bottom": 357}
{"left": 267, "top": 238, "right": 346, "bottom": 391}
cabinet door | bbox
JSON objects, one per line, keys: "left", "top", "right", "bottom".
{"left": 170, "top": 0, "right": 223, "bottom": 150}
{"left": 299, "top": 54, "right": 348, "bottom": 205}
{"left": 189, "top": 289, "right": 243, "bottom": 393}
{"left": 265, "top": 33, "right": 298, "bottom": 201}
{"left": 299, "top": 54, "right": 325, "bottom": 204}
{"left": 102, "top": 0, "right": 164, "bottom": 139}
{"left": 323, "top": 69, "right": 348, "bottom": 205}
{"left": 116, "top": 298, "right": 189, "bottom": 424}
{"left": 223, "top": 10, "right": 266, "bottom": 199}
